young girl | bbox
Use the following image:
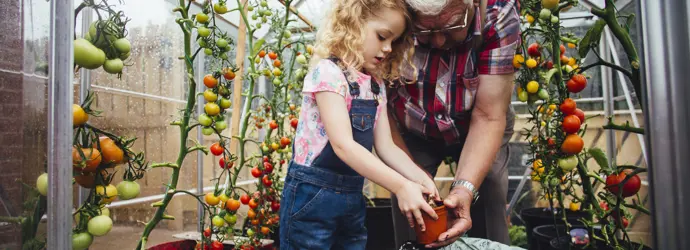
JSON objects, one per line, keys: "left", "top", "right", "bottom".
{"left": 279, "top": 0, "right": 441, "bottom": 249}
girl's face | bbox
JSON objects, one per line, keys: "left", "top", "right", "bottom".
{"left": 361, "top": 8, "right": 406, "bottom": 73}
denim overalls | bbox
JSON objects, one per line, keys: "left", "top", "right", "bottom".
{"left": 279, "top": 57, "right": 379, "bottom": 250}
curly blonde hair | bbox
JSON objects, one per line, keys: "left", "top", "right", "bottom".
{"left": 311, "top": 0, "right": 417, "bottom": 84}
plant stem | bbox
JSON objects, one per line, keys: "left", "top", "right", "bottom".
{"left": 602, "top": 120, "right": 645, "bottom": 134}
{"left": 592, "top": 0, "right": 642, "bottom": 109}
{"left": 136, "top": 1, "right": 196, "bottom": 249}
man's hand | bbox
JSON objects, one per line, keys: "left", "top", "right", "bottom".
{"left": 425, "top": 187, "right": 474, "bottom": 248}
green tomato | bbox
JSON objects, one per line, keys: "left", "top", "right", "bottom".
{"left": 87, "top": 215, "right": 113, "bottom": 236}
{"left": 100, "top": 206, "right": 110, "bottom": 217}
{"left": 83, "top": 32, "right": 92, "bottom": 42}
{"left": 539, "top": 9, "right": 552, "bottom": 20}
{"left": 103, "top": 58, "right": 124, "bottom": 74}
{"left": 220, "top": 53, "right": 228, "bottom": 60}
{"left": 215, "top": 121, "right": 227, "bottom": 131}
{"left": 263, "top": 10, "right": 272, "bottom": 16}
{"left": 260, "top": 1, "right": 268, "bottom": 7}
{"left": 199, "top": 113, "right": 213, "bottom": 126}
{"left": 204, "top": 48, "right": 213, "bottom": 56}
{"left": 551, "top": 16, "right": 559, "bottom": 23}
{"left": 252, "top": 14, "right": 258, "bottom": 20}
{"left": 36, "top": 173, "right": 48, "bottom": 196}
{"left": 196, "top": 13, "right": 209, "bottom": 23}
{"left": 549, "top": 177, "right": 560, "bottom": 187}
{"left": 224, "top": 214, "right": 237, "bottom": 225}
{"left": 283, "top": 30, "right": 292, "bottom": 39}
{"left": 198, "top": 27, "right": 211, "bottom": 37}
{"left": 72, "top": 232, "right": 93, "bottom": 250}
{"left": 198, "top": 38, "right": 207, "bottom": 47}
{"left": 113, "top": 38, "right": 131, "bottom": 54}
{"left": 248, "top": 6, "right": 254, "bottom": 11}
{"left": 256, "top": 23, "right": 262, "bottom": 29}
{"left": 219, "top": 98, "right": 231, "bottom": 109}
{"left": 88, "top": 21, "right": 118, "bottom": 48}
{"left": 116, "top": 181, "right": 140, "bottom": 200}
{"left": 74, "top": 38, "right": 106, "bottom": 70}
{"left": 212, "top": 215, "right": 225, "bottom": 227}
{"left": 558, "top": 155, "right": 578, "bottom": 171}
{"left": 538, "top": 89, "right": 550, "bottom": 100}
{"left": 246, "top": 228, "right": 255, "bottom": 237}
{"left": 273, "top": 78, "right": 281, "bottom": 86}
{"left": 214, "top": 3, "right": 228, "bottom": 14}
{"left": 202, "top": 126, "right": 215, "bottom": 136}
{"left": 296, "top": 54, "right": 307, "bottom": 65}
{"left": 518, "top": 91, "right": 529, "bottom": 102}
{"left": 218, "top": 86, "right": 230, "bottom": 96}
{"left": 262, "top": 145, "right": 270, "bottom": 155}
{"left": 261, "top": 17, "right": 268, "bottom": 23}
{"left": 216, "top": 38, "right": 228, "bottom": 48}
{"left": 119, "top": 52, "right": 130, "bottom": 60}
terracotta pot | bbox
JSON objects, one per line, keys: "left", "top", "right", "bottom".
{"left": 414, "top": 205, "right": 448, "bottom": 245}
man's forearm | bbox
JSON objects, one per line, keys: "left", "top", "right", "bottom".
{"left": 454, "top": 114, "right": 507, "bottom": 189}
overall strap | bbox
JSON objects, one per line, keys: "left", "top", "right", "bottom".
{"left": 325, "top": 56, "right": 381, "bottom": 100}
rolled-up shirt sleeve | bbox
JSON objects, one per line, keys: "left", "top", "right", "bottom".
{"left": 478, "top": 0, "right": 522, "bottom": 75}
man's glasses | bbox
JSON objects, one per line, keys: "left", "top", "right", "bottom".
{"left": 413, "top": 8, "right": 469, "bottom": 36}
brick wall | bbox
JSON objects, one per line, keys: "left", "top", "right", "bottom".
{"left": 0, "top": 0, "right": 26, "bottom": 248}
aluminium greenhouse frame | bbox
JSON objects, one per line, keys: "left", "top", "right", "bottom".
{"left": 45, "top": 0, "right": 690, "bottom": 249}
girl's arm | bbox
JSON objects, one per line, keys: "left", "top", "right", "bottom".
{"left": 314, "top": 91, "right": 438, "bottom": 230}
{"left": 373, "top": 104, "right": 440, "bottom": 200}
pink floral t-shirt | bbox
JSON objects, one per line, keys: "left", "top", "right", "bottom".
{"left": 292, "top": 59, "right": 387, "bottom": 166}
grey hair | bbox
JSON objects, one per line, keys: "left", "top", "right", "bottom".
{"left": 406, "top": 0, "right": 472, "bottom": 15}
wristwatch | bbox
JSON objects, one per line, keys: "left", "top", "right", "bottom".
{"left": 450, "top": 180, "right": 479, "bottom": 204}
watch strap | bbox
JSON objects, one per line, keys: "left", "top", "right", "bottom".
{"left": 450, "top": 180, "right": 479, "bottom": 204}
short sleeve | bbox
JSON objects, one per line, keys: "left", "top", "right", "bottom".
{"left": 302, "top": 59, "right": 348, "bottom": 97}
{"left": 478, "top": 0, "right": 522, "bottom": 75}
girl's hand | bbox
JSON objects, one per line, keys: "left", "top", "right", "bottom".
{"left": 394, "top": 180, "right": 438, "bottom": 232}
{"left": 419, "top": 175, "right": 441, "bottom": 202}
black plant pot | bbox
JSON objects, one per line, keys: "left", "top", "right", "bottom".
{"left": 520, "top": 207, "right": 588, "bottom": 249}
{"left": 366, "top": 198, "right": 396, "bottom": 250}
{"left": 532, "top": 224, "right": 652, "bottom": 250}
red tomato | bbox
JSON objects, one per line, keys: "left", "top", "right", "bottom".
{"left": 226, "top": 199, "right": 241, "bottom": 211}
{"left": 203, "top": 227, "right": 211, "bottom": 237}
{"left": 560, "top": 44, "right": 566, "bottom": 55}
{"left": 544, "top": 61, "right": 553, "bottom": 69}
{"left": 561, "top": 134, "right": 584, "bottom": 154}
{"left": 528, "top": 43, "right": 541, "bottom": 57}
{"left": 290, "top": 118, "right": 298, "bottom": 129}
{"left": 567, "top": 74, "right": 587, "bottom": 93}
{"left": 211, "top": 241, "right": 223, "bottom": 250}
{"left": 248, "top": 199, "right": 259, "bottom": 209}
{"left": 210, "top": 143, "right": 223, "bottom": 156}
{"left": 271, "top": 201, "right": 280, "bottom": 212}
{"left": 562, "top": 115, "right": 581, "bottom": 134}
{"left": 262, "top": 175, "right": 272, "bottom": 187}
{"left": 240, "top": 194, "right": 250, "bottom": 204}
{"left": 263, "top": 162, "right": 273, "bottom": 173}
{"left": 573, "top": 108, "right": 585, "bottom": 124}
{"left": 280, "top": 137, "right": 291, "bottom": 146}
{"left": 268, "top": 51, "right": 278, "bottom": 60}
{"left": 269, "top": 120, "right": 278, "bottom": 130}
{"left": 606, "top": 170, "right": 641, "bottom": 197}
{"left": 600, "top": 201, "right": 610, "bottom": 211}
{"left": 219, "top": 157, "right": 233, "bottom": 169}
{"left": 560, "top": 98, "right": 577, "bottom": 115}
{"left": 280, "top": 159, "right": 285, "bottom": 165}
{"left": 251, "top": 167, "right": 262, "bottom": 178}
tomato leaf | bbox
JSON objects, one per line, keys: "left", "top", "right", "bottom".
{"left": 578, "top": 19, "right": 607, "bottom": 58}
{"left": 252, "top": 39, "right": 266, "bottom": 57}
{"left": 589, "top": 147, "right": 610, "bottom": 170}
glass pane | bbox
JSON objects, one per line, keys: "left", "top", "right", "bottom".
{"left": 0, "top": 0, "right": 51, "bottom": 249}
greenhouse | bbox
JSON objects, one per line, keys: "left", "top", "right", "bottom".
{"left": 0, "top": 0, "right": 687, "bottom": 249}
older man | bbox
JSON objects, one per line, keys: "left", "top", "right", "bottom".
{"left": 387, "top": 0, "right": 521, "bottom": 248}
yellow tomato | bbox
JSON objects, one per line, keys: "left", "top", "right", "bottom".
{"left": 531, "top": 171, "right": 541, "bottom": 181}
{"left": 96, "top": 184, "right": 118, "bottom": 204}
{"left": 570, "top": 202, "right": 581, "bottom": 211}
{"left": 568, "top": 57, "right": 577, "bottom": 66}
{"left": 567, "top": 42, "right": 577, "bottom": 48}
{"left": 205, "top": 193, "right": 220, "bottom": 206}
{"left": 526, "top": 81, "right": 540, "bottom": 94}
{"left": 203, "top": 89, "right": 218, "bottom": 102}
{"left": 73, "top": 104, "right": 89, "bottom": 126}
{"left": 525, "top": 14, "right": 535, "bottom": 24}
{"left": 513, "top": 54, "right": 525, "bottom": 68}
{"left": 542, "top": 0, "right": 559, "bottom": 10}
{"left": 526, "top": 58, "right": 538, "bottom": 68}
{"left": 205, "top": 103, "right": 221, "bottom": 116}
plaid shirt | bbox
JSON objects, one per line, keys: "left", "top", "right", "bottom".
{"left": 388, "top": 0, "right": 521, "bottom": 145}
